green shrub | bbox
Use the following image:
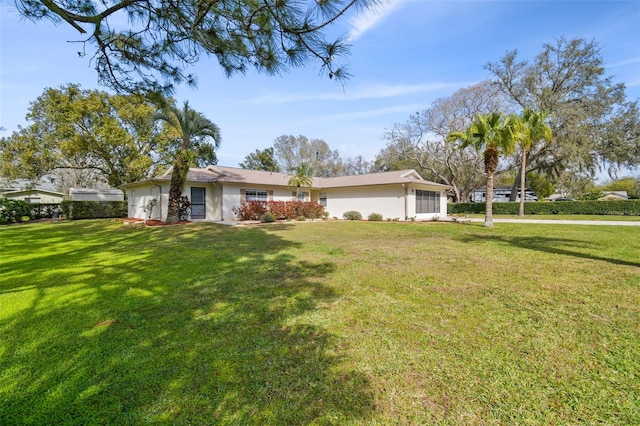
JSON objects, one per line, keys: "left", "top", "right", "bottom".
{"left": 0, "top": 198, "right": 33, "bottom": 224}
{"left": 259, "top": 211, "right": 276, "bottom": 223}
{"left": 296, "top": 215, "right": 306, "bottom": 221}
{"left": 60, "top": 200, "right": 127, "bottom": 220}
{"left": 343, "top": 211, "right": 362, "bottom": 220}
{"left": 448, "top": 200, "right": 640, "bottom": 216}
{"left": 368, "top": 213, "right": 383, "bottom": 221}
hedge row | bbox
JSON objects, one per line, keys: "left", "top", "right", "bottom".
{"left": 233, "top": 201, "right": 324, "bottom": 221}
{"left": 61, "top": 200, "right": 128, "bottom": 220}
{"left": 448, "top": 200, "right": 640, "bottom": 216}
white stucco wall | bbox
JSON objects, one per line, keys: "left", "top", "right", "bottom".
{"left": 127, "top": 184, "right": 163, "bottom": 219}
{"left": 407, "top": 185, "right": 449, "bottom": 220}
{"left": 323, "top": 185, "right": 407, "bottom": 220}
{"left": 127, "top": 182, "right": 222, "bottom": 221}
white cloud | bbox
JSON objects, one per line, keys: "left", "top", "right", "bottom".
{"left": 248, "top": 81, "right": 476, "bottom": 104}
{"left": 607, "top": 57, "right": 640, "bottom": 68}
{"left": 347, "top": 0, "right": 405, "bottom": 42}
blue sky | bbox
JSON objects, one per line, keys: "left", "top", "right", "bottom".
{"left": 1, "top": 0, "right": 639, "bottom": 169}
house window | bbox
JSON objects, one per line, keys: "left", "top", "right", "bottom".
{"left": 319, "top": 192, "right": 327, "bottom": 207}
{"left": 416, "top": 190, "right": 440, "bottom": 214}
{"left": 245, "top": 189, "right": 267, "bottom": 202}
{"left": 25, "top": 197, "right": 41, "bottom": 204}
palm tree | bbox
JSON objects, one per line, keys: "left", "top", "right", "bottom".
{"left": 288, "top": 163, "right": 314, "bottom": 201}
{"left": 447, "top": 112, "right": 515, "bottom": 227}
{"left": 154, "top": 101, "right": 221, "bottom": 223}
{"left": 509, "top": 108, "right": 553, "bottom": 216}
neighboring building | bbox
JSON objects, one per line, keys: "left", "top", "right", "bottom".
{"left": 1, "top": 188, "right": 65, "bottom": 204}
{"left": 69, "top": 188, "right": 125, "bottom": 202}
{"left": 1, "top": 177, "right": 64, "bottom": 203}
{"left": 600, "top": 191, "right": 629, "bottom": 200}
{"left": 470, "top": 186, "right": 537, "bottom": 203}
{"left": 121, "top": 166, "right": 450, "bottom": 222}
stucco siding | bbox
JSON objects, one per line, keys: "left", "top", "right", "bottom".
{"left": 407, "top": 185, "right": 448, "bottom": 220}
{"left": 128, "top": 184, "right": 163, "bottom": 219}
{"left": 324, "top": 185, "right": 406, "bottom": 220}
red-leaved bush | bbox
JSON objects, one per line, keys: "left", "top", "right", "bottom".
{"left": 233, "top": 201, "right": 324, "bottom": 221}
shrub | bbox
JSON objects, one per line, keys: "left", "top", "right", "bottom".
{"left": 448, "top": 200, "right": 640, "bottom": 216}
{"left": 178, "top": 196, "right": 191, "bottom": 221}
{"left": 368, "top": 213, "right": 383, "bottom": 221}
{"left": 296, "top": 215, "right": 306, "bottom": 221}
{"left": 233, "top": 201, "right": 268, "bottom": 220}
{"left": 0, "top": 198, "right": 32, "bottom": 224}
{"left": 30, "top": 203, "right": 61, "bottom": 219}
{"left": 260, "top": 211, "right": 276, "bottom": 223}
{"left": 234, "top": 201, "right": 325, "bottom": 221}
{"left": 60, "top": 201, "right": 127, "bottom": 220}
{"left": 343, "top": 210, "right": 362, "bottom": 221}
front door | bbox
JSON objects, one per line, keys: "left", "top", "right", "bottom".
{"left": 191, "top": 187, "right": 206, "bottom": 219}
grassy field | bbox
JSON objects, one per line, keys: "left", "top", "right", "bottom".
{"left": 1, "top": 219, "right": 639, "bottom": 425}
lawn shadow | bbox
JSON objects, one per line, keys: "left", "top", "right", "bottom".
{"left": 0, "top": 221, "right": 374, "bottom": 424}
{"left": 457, "top": 233, "right": 640, "bottom": 268}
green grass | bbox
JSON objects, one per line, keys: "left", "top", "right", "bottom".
{"left": 1, "top": 220, "right": 639, "bottom": 424}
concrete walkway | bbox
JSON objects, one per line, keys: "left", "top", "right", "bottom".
{"left": 465, "top": 218, "right": 640, "bottom": 226}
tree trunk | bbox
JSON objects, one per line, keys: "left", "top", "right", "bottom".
{"left": 484, "top": 172, "right": 494, "bottom": 227}
{"left": 508, "top": 171, "right": 520, "bottom": 202}
{"left": 518, "top": 150, "right": 527, "bottom": 216}
{"left": 166, "top": 151, "right": 188, "bottom": 223}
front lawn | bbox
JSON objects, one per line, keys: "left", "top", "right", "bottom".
{"left": 1, "top": 220, "right": 638, "bottom": 424}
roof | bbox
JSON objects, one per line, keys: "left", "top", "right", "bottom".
{"left": 1, "top": 188, "right": 65, "bottom": 197}
{"left": 122, "top": 165, "right": 451, "bottom": 190}
{"left": 317, "top": 169, "right": 449, "bottom": 189}
{"left": 69, "top": 188, "right": 124, "bottom": 194}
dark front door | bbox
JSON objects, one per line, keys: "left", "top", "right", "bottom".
{"left": 191, "top": 187, "right": 206, "bottom": 219}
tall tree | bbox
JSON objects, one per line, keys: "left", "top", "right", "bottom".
{"left": 0, "top": 84, "right": 170, "bottom": 189}
{"left": 486, "top": 37, "right": 640, "bottom": 186}
{"left": 509, "top": 108, "right": 552, "bottom": 216}
{"left": 273, "top": 135, "right": 344, "bottom": 177}
{"left": 239, "top": 148, "right": 280, "bottom": 172}
{"left": 343, "top": 155, "right": 372, "bottom": 175}
{"left": 154, "top": 101, "right": 221, "bottom": 223}
{"left": 11, "top": 0, "right": 374, "bottom": 94}
{"left": 379, "top": 81, "right": 509, "bottom": 202}
{"left": 447, "top": 113, "right": 515, "bottom": 227}
{"left": 287, "top": 163, "right": 314, "bottom": 201}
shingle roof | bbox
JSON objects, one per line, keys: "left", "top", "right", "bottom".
{"left": 317, "top": 169, "right": 449, "bottom": 189}
{"left": 140, "top": 165, "right": 450, "bottom": 189}
{"left": 208, "top": 166, "right": 293, "bottom": 186}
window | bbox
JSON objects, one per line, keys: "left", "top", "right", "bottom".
{"left": 245, "top": 189, "right": 267, "bottom": 202}
{"left": 415, "top": 190, "right": 440, "bottom": 214}
{"left": 25, "top": 197, "right": 41, "bottom": 204}
{"left": 319, "top": 192, "right": 327, "bottom": 207}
